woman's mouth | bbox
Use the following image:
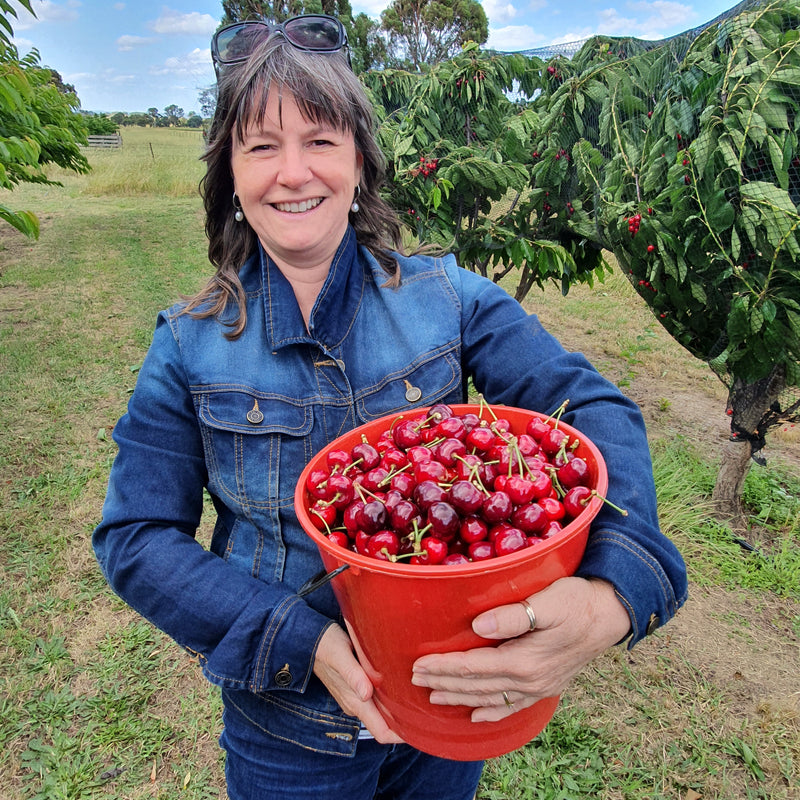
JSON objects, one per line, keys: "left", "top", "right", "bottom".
{"left": 273, "top": 197, "right": 323, "bottom": 213}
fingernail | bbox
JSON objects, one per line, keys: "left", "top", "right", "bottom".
{"left": 473, "top": 613, "right": 498, "bottom": 637}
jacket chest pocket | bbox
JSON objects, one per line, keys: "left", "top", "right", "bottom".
{"left": 195, "top": 389, "right": 313, "bottom": 513}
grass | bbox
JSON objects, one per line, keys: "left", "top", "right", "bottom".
{"left": 1, "top": 127, "right": 798, "bottom": 799}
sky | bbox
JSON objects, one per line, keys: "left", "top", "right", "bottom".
{"left": 9, "top": 0, "right": 742, "bottom": 115}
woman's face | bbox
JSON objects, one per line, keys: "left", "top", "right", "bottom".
{"left": 231, "top": 89, "right": 362, "bottom": 271}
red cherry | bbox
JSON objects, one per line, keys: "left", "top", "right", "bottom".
{"left": 468, "top": 541, "right": 495, "bottom": 561}
{"left": 540, "top": 427, "right": 569, "bottom": 455}
{"left": 448, "top": 480, "right": 485, "bottom": 515}
{"left": 326, "top": 448, "right": 352, "bottom": 471}
{"left": 366, "top": 530, "right": 400, "bottom": 560}
{"left": 557, "top": 456, "right": 590, "bottom": 489}
{"left": 412, "top": 536, "right": 448, "bottom": 565}
{"left": 460, "top": 515, "right": 489, "bottom": 543}
{"left": 505, "top": 475, "right": 536, "bottom": 505}
{"left": 563, "top": 485, "right": 593, "bottom": 518}
{"left": 427, "top": 501, "right": 460, "bottom": 541}
{"left": 511, "top": 503, "right": 549, "bottom": 535}
{"left": 482, "top": 491, "right": 513, "bottom": 523}
{"left": 493, "top": 527, "right": 528, "bottom": 557}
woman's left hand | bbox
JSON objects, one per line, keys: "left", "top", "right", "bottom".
{"left": 410, "top": 576, "right": 631, "bottom": 722}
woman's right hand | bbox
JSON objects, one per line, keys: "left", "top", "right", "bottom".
{"left": 313, "top": 623, "right": 404, "bottom": 744}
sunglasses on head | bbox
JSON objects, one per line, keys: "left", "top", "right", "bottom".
{"left": 211, "top": 14, "right": 351, "bottom": 73}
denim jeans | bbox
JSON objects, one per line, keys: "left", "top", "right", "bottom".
{"left": 220, "top": 701, "right": 484, "bottom": 800}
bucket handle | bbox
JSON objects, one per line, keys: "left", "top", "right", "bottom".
{"left": 297, "top": 564, "right": 350, "bottom": 597}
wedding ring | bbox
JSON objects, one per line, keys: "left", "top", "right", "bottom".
{"left": 502, "top": 691, "right": 514, "bottom": 708}
{"left": 520, "top": 599, "right": 537, "bottom": 632}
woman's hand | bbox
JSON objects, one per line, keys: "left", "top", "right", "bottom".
{"left": 313, "top": 622, "right": 404, "bottom": 743}
{"left": 410, "top": 577, "right": 631, "bottom": 722}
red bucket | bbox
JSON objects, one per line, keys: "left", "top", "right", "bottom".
{"left": 295, "top": 404, "right": 607, "bottom": 760}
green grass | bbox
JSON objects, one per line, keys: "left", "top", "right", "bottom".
{"left": 1, "top": 128, "right": 798, "bottom": 799}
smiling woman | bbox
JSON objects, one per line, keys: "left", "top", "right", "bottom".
{"left": 91, "top": 13, "right": 687, "bottom": 800}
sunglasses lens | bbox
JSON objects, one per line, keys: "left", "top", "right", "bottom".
{"left": 283, "top": 17, "right": 343, "bottom": 50}
{"left": 216, "top": 24, "right": 265, "bottom": 63}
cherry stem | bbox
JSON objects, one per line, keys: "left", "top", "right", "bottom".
{"left": 593, "top": 489, "right": 628, "bottom": 516}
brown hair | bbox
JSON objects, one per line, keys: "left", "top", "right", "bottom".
{"left": 184, "top": 33, "right": 404, "bottom": 337}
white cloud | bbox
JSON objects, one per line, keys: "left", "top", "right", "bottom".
{"left": 487, "top": 24, "right": 546, "bottom": 51}
{"left": 117, "top": 35, "right": 153, "bottom": 52}
{"left": 351, "top": 0, "right": 390, "bottom": 18}
{"left": 13, "top": 0, "right": 81, "bottom": 31}
{"left": 593, "top": 1, "right": 694, "bottom": 38}
{"left": 482, "top": 0, "right": 519, "bottom": 25}
{"left": 149, "top": 8, "right": 217, "bottom": 37}
{"left": 150, "top": 47, "right": 212, "bottom": 78}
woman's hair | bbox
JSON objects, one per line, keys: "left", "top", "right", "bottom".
{"left": 185, "top": 33, "right": 404, "bottom": 337}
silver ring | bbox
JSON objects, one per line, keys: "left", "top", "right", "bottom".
{"left": 502, "top": 691, "right": 514, "bottom": 708}
{"left": 520, "top": 599, "right": 537, "bottom": 632}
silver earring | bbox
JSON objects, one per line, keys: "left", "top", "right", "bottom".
{"left": 233, "top": 192, "right": 244, "bottom": 222}
{"left": 351, "top": 185, "right": 361, "bottom": 214}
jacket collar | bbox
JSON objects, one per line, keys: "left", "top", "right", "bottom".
{"left": 259, "top": 226, "right": 365, "bottom": 350}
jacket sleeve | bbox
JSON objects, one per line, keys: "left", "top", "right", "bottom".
{"left": 92, "top": 311, "right": 334, "bottom": 692}
{"left": 450, "top": 262, "right": 688, "bottom": 647}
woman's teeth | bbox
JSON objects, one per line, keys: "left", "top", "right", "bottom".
{"left": 274, "top": 198, "right": 322, "bottom": 213}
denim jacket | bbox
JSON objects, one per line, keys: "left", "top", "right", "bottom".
{"left": 93, "top": 226, "right": 687, "bottom": 757}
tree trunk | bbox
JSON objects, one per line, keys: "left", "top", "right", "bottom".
{"left": 712, "top": 365, "right": 787, "bottom": 528}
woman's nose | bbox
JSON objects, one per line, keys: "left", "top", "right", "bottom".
{"left": 277, "top": 146, "right": 311, "bottom": 186}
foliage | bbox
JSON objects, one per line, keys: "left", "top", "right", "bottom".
{"left": 0, "top": 0, "right": 89, "bottom": 238}
{"left": 364, "top": 44, "right": 610, "bottom": 302}
{"left": 379, "top": 0, "right": 488, "bottom": 70}
{"left": 82, "top": 113, "right": 118, "bottom": 135}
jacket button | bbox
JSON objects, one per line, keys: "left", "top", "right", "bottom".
{"left": 645, "top": 613, "right": 660, "bottom": 635}
{"left": 274, "top": 664, "right": 292, "bottom": 687}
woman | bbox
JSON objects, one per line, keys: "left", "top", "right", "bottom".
{"left": 93, "top": 15, "right": 687, "bottom": 800}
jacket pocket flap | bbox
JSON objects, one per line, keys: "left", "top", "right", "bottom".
{"left": 197, "top": 389, "right": 312, "bottom": 436}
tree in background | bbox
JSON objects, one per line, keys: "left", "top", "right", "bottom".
{"left": 379, "top": 0, "right": 488, "bottom": 69}
{"left": 371, "top": 0, "right": 799, "bottom": 524}
{"left": 0, "top": 0, "right": 89, "bottom": 239}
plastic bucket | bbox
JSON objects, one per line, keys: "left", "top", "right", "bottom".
{"left": 294, "top": 404, "right": 608, "bottom": 760}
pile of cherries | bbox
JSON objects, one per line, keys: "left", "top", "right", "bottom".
{"left": 302, "top": 403, "right": 606, "bottom": 567}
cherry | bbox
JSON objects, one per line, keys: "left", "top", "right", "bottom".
{"left": 366, "top": 530, "right": 400, "bottom": 561}
{"left": 390, "top": 471, "right": 416, "bottom": 497}
{"left": 441, "top": 553, "right": 470, "bottom": 565}
{"left": 525, "top": 417, "right": 550, "bottom": 441}
{"left": 468, "top": 541, "right": 495, "bottom": 561}
{"left": 427, "top": 501, "right": 460, "bottom": 542}
{"left": 448, "top": 480, "right": 485, "bottom": 515}
{"left": 358, "top": 499, "right": 387, "bottom": 533}
{"left": 558, "top": 456, "right": 590, "bottom": 488}
{"left": 309, "top": 500, "right": 337, "bottom": 531}
{"left": 459, "top": 515, "right": 489, "bottom": 543}
{"left": 511, "top": 502, "right": 548, "bottom": 535}
{"left": 413, "top": 480, "right": 447, "bottom": 511}
{"left": 414, "top": 459, "right": 449, "bottom": 484}
{"left": 328, "top": 530, "right": 350, "bottom": 549}
{"left": 326, "top": 448, "right": 352, "bottom": 471}
{"left": 505, "top": 475, "right": 536, "bottom": 505}
{"left": 540, "top": 427, "right": 569, "bottom": 455}
{"left": 390, "top": 499, "right": 422, "bottom": 533}
{"left": 411, "top": 536, "right": 448, "bottom": 565}
{"left": 539, "top": 496, "right": 565, "bottom": 521}
{"left": 327, "top": 473, "right": 355, "bottom": 508}
{"left": 306, "top": 467, "right": 332, "bottom": 499}
{"left": 360, "top": 466, "right": 390, "bottom": 493}
{"left": 343, "top": 500, "right": 365, "bottom": 532}
{"left": 352, "top": 440, "right": 381, "bottom": 471}
{"left": 563, "top": 485, "right": 592, "bottom": 518}
{"left": 493, "top": 527, "right": 528, "bottom": 557}
{"left": 436, "top": 416, "right": 467, "bottom": 441}
{"left": 465, "top": 425, "right": 495, "bottom": 452}
{"left": 393, "top": 419, "right": 422, "bottom": 449}
{"left": 434, "top": 437, "right": 467, "bottom": 467}
{"left": 482, "top": 491, "right": 513, "bottom": 523}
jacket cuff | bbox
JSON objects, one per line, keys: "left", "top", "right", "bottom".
{"left": 248, "top": 595, "right": 335, "bottom": 693}
{"left": 575, "top": 529, "right": 688, "bottom": 648}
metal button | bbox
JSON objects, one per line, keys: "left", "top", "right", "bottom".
{"left": 645, "top": 613, "right": 660, "bottom": 635}
{"left": 404, "top": 380, "right": 422, "bottom": 402}
{"left": 274, "top": 664, "right": 292, "bottom": 687}
{"left": 336, "top": 359, "right": 346, "bottom": 371}
{"left": 246, "top": 399, "right": 263, "bottom": 424}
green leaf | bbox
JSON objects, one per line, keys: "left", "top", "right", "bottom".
{"left": 706, "top": 189, "right": 735, "bottom": 231}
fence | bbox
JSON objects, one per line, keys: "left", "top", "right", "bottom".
{"left": 84, "top": 134, "right": 122, "bottom": 149}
